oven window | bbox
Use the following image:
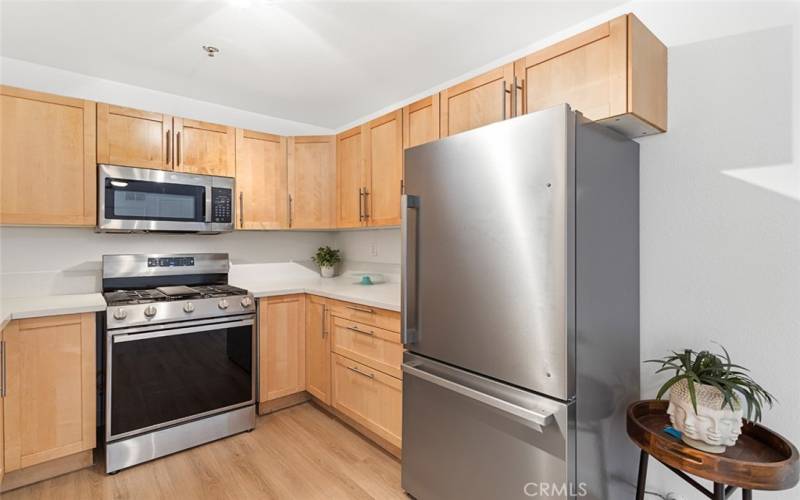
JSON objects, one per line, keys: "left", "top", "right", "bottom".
{"left": 109, "top": 323, "right": 253, "bottom": 438}
{"left": 105, "top": 178, "right": 205, "bottom": 222}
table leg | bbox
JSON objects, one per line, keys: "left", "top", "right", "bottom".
{"left": 713, "top": 483, "right": 725, "bottom": 500}
{"left": 742, "top": 490, "right": 752, "bottom": 500}
{"left": 635, "top": 450, "right": 649, "bottom": 500}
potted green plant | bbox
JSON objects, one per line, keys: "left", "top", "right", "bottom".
{"left": 312, "top": 246, "right": 341, "bottom": 278}
{"left": 646, "top": 345, "right": 775, "bottom": 453}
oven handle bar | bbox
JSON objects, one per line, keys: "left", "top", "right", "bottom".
{"left": 113, "top": 318, "right": 254, "bottom": 343}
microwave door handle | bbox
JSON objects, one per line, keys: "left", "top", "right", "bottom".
{"left": 204, "top": 186, "right": 212, "bottom": 223}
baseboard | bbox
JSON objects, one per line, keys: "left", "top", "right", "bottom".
{"left": 1, "top": 450, "right": 94, "bottom": 492}
{"left": 308, "top": 397, "right": 402, "bottom": 460}
{"left": 258, "top": 391, "right": 310, "bottom": 415}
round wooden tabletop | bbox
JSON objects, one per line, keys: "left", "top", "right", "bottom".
{"left": 626, "top": 400, "right": 799, "bottom": 491}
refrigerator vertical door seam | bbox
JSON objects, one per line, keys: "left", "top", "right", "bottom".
{"left": 401, "top": 194, "right": 420, "bottom": 345}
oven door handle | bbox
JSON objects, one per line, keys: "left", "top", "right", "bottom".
{"left": 113, "top": 318, "right": 254, "bottom": 343}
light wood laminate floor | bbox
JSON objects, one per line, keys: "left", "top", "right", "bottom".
{"left": 4, "top": 403, "right": 406, "bottom": 500}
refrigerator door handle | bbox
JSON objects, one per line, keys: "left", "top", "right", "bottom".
{"left": 401, "top": 194, "right": 420, "bottom": 345}
{"left": 403, "top": 363, "right": 555, "bottom": 431}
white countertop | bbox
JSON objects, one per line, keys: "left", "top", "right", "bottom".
{"left": 0, "top": 263, "right": 400, "bottom": 330}
{"left": 0, "top": 293, "right": 107, "bottom": 330}
{"left": 229, "top": 262, "right": 400, "bottom": 312}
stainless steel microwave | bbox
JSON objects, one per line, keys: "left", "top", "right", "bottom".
{"left": 97, "top": 164, "right": 234, "bottom": 233}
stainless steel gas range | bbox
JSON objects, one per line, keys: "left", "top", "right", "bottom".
{"left": 102, "top": 253, "right": 256, "bottom": 474}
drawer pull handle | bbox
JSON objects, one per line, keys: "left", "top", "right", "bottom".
{"left": 348, "top": 365, "right": 375, "bottom": 379}
{"left": 346, "top": 325, "right": 374, "bottom": 336}
{"left": 347, "top": 305, "right": 374, "bottom": 314}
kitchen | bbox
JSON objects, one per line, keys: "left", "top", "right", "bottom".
{"left": 1, "top": 1, "right": 799, "bottom": 499}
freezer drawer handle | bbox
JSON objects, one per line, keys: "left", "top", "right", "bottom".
{"left": 401, "top": 194, "right": 420, "bottom": 345}
{"left": 403, "top": 364, "right": 555, "bottom": 432}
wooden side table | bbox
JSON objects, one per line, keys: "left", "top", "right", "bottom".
{"left": 627, "top": 400, "right": 799, "bottom": 499}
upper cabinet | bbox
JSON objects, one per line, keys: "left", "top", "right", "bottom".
{"left": 235, "top": 129, "right": 288, "bottom": 230}
{"left": 514, "top": 14, "right": 667, "bottom": 137}
{"left": 336, "top": 126, "right": 367, "bottom": 228}
{"left": 403, "top": 95, "right": 440, "bottom": 149}
{"left": 97, "top": 104, "right": 173, "bottom": 170}
{"left": 288, "top": 136, "right": 336, "bottom": 229}
{"left": 173, "top": 118, "right": 236, "bottom": 177}
{"left": 0, "top": 86, "right": 96, "bottom": 226}
{"left": 364, "top": 110, "right": 403, "bottom": 226}
{"left": 439, "top": 63, "right": 514, "bottom": 137}
{"left": 97, "top": 105, "right": 237, "bottom": 175}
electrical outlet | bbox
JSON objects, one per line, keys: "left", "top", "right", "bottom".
{"left": 370, "top": 243, "right": 378, "bottom": 257}
{"left": 665, "top": 493, "right": 685, "bottom": 500}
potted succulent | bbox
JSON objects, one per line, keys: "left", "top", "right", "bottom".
{"left": 312, "top": 246, "right": 341, "bottom": 278}
{"left": 646, "top": 345, "right": 775, "bottom": 453}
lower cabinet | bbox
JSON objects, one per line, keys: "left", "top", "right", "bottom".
{"left": 331, "top": 354, "right": 402, "bottom": 449}
{"left": 259, "top": 295, "right": 306, "bottom": 402}
{"left": 305, "top": 295, "right": 331, "bottom": 405}
{"left": 1, "top": 313, "right": 95, "bottom": 473}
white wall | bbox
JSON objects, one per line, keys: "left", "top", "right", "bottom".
{"left": 0, "top": 57, "right": 333, "bottom": 136}
{"left": 332, "top": 228, "right": 401, "bottom": 265}
{"left": 0, "top": 227, "right": 332, "bottom": 297}
{"left": 632, "top": 2, "right": 800, "bottom": 499}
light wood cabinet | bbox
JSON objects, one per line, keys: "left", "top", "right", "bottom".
{"left": 305, "top": 295, "right": 331, "bottom": 405}
{"left": 0, "top": 86, "right": 96, "bottom": 226}
{"left": 288, "top": 136, "right": 336, "bottom": 229}
{"left": 403, "top": 95, "right": 440, "bottom": 150}
{"left": 331, "top": 317, "right": 402, "bottom": 379}
{"left": 439, "top": 63, "right": 514, "bottom": 138}
{"left": 97, "top": 104, "right": 173, "bottom": 170}
{"left": 1, "top": 313, "right": 95, "bottom": 472}
{"left": 235, "top": 129, "right": 288, "bottom": 230}
{"left": 328, "top": 299, "right": 401, "bottom": 333}
{"left": 174, "top": 117, "right": 236, "bottom": 177}
{"left": 259, "top": 295, "right": 306, "bottom": 402}
{"left": 336, "top": 126, "right": 367, "bottom": 228}
{"left": 514, "top": 14, "right": 667, "bottom": 137}
{"left": 332, "top": 354, "right": 402, "bottom": 449}
{"left": 364, "top": 110, "right": 403, "bottom": 227}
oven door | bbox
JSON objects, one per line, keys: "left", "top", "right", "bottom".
{"left": 98, "top": 164, "right": 214, "bottom": 232}
{"left": 106, "top": 316, "right": 255, "bottom": 442}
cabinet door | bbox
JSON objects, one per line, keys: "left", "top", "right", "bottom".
{"left": 439, "top": 63, "right": 513, "bottom": 137}
{"left": 235, "top": 129, "right": 288, "bottom": 230}
{"left": 174, "top": 117, "right": 235, "bottom": 177}
{"left": 336, "top": 126, "right": 366, "bottom": 228}
{"left": 403, "top": 95, "right": 440, "bottom": 150}
{"left": 365, "top": 110, "right": 403, "bottom": 227}
{"left": 332, "top": 354, "right": 402, "bottom": 449}
{"left": 305, "top": 296, "right": 331, "bottom": 405}
{"left": 97, "top": 103, "right": 173, "bottom": 170}
{"left": 259, "top": 295, "right": 306, "bottom": 402}
{"left": 2, "top": 313, "right": 95, "bottom": 472}
{"left": 288, "top": 136, "right": 335, "bottom": 229}
{"left": 514, "top": 16, "right": 627, "bottom": 123}
{"left": 0, "top": 86, "right": 96, "bottom": 226}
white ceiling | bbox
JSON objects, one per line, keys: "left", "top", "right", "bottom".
{"left": 0, "top": 1, "right": 623, "bottom": 129}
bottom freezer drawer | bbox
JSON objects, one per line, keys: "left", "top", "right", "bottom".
{"left": 402, "top": 354, "right": 576, "bottom": 500}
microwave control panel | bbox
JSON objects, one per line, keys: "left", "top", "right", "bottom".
{"left": 211, "top": 188, "right": 232, "bottom": 223}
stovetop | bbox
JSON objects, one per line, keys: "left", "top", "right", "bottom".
{"left": 104, "top": 284, "right": 248, "bottom": 306}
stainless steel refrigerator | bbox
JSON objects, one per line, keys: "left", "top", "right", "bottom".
{"left": 401, "top": 104, "right": 640, "bottom": 500}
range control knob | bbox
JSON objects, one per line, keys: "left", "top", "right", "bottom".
{"left": 183, "top": 302, "right": 195, "bottom": 313}
{"left": 240, "top": 296, "right": 253, "bottom": 308}
{"left": 113, "top": 308, "right": 128, "bottom": 320}
{"left": 218, "top": 299, "right": 229, "bottom": 310}
{"left": 144, "top": 305, "right": 158, "bottom": 318}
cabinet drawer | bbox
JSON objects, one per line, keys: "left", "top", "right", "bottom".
{"left": 329, "top": 300, "right": 400, "bottom": 333}
{"left": 331, "top": 354, "right": 402, "bottom": 449}
{"left": 332, "top": 317, "right": 402, "bottom": 379}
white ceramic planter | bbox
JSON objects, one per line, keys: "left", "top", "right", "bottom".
{"left": 667, "top": 379, "right": 743, "bottom": 453}
{"left": 320, "top": 265, "right": 335, "bottom": 278}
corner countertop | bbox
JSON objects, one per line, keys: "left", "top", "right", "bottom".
{"left": 229, "top": 263, "right": 400, "bottom": 312}
{"left": 0, "top": 293, "right": 107, "bottom": 330}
